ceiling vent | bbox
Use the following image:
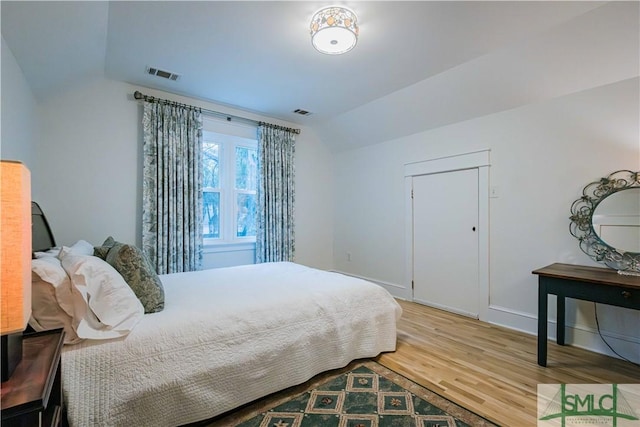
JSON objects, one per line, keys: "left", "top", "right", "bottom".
{"left": 146, "top": 66, "right": 181, "bottom": 81}
{"left": 293, "top": 109, "right": 312, "bottom": 116}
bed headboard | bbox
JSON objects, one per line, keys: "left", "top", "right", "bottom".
{"left": 32, "top": 201, "right": 56, "bottom": 252}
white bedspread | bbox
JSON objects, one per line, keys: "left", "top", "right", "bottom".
{"left": 61, "top": 262, "right": 402, "bottom": 427}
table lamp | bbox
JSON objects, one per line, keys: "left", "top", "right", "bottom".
{"left": 1, "top": 160, "right": 32, "bottom": 382}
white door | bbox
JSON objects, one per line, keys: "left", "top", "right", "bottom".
{"left": 412, "top": 168, "right": 479, "bottom": 318}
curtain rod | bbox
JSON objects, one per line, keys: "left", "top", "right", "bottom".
{"left": 133, "top": 91, "right": 301, "bottom": 135}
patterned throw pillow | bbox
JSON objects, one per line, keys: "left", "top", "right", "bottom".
{"left": 95, "top": 237, "right": 165, "bottom": 313}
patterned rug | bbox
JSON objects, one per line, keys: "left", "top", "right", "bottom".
{"left": 201, "top": 360, "right": 497, "bottom": 427}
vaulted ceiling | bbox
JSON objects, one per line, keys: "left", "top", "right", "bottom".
{"left": 2, "top": 1, "right": 637, "bottom": 150}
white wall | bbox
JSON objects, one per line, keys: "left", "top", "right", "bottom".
{"left": 1, "top": 36, "right": 38, "bottom": 168}
{"left": 34, "top": 77, "right": 334, "bottom": 270}
{"left": 317, "top": 2, "right": 639, "bottom": 152}
{"left": 333, "top": 77, "right": 640, "bottom": 362}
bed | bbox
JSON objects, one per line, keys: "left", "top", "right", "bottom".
{"left": 30, "top": 204, "right": 402, "bottom": 427}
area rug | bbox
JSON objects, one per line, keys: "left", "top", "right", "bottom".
{"left": 202, "top": 360, "right": 497, "bottom": 427}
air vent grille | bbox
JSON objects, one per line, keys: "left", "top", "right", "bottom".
{"left": 146, "top": 66, "right": 181, "bottom": 81}
{"left": 293, "top": 108, "right": 311, "bottom": 116}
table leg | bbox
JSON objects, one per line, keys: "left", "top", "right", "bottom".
{"left": 557, "top": 294, "right": 565, "bottom": 346}
{"left": 538, "top": 279, "right": 548, "bottom": 367}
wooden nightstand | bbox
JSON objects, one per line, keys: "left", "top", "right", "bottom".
{"left": 1, "top": 328, "right": 64, "bottom": 427}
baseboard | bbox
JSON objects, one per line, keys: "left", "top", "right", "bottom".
{"left": 485, "top": 304, "right": 539, "bottom": 336}
{"left": 332, "top": 270, "right": 412, "bottom": 300}
{"left": 487, "top": 304, "right": 640, "bottom": 364}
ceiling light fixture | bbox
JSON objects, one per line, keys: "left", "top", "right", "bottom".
{"left": 310, "top": 6, "right": 359, "bottom": 55}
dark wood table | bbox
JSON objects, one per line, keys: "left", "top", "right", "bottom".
{"left": 1, "top": 328, "right": 65, "bottom": 426}
{"left": 532, "top": 263, "right": 640, "bottom": 367}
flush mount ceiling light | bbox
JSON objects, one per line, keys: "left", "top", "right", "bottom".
{"left": 310, "top": 6, "right": 359, "bottom": 55}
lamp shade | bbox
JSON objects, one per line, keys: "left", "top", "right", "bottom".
{"left": 310, "top": 6, "right": 359, "bottom": 55}
{"left": 1, "top": 160, "right": 32, "bottom": 336}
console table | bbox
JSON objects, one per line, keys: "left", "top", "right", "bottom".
{"left": 532, "top": 263, "right": 640, "bottom": 367}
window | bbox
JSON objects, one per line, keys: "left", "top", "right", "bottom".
{"left": 202, "top": 123, "right": 258, "bottom": 246}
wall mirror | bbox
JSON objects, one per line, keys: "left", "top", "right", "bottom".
{"left": 569, "top": 170, "right": 640, "bottom": 275}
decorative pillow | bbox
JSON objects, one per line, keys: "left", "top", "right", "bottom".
{"left": 93, "top": 243, "right": 110, "bottom": 260}
{"left": 59, "top": 248, "right": 144, "bottom": 340}
{"left": 30, "top": 258, "right": 82, "bottom": 344}
{"left": 94, "top": 237, "right": 165, "bottom": 314}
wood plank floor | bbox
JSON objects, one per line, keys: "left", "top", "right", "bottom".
{"left": 375, "top": 299, "right": 640, "bottom": 427}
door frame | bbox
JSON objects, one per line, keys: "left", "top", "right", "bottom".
{"left": 404, "top": 149, "right": 490, "bottom": 321}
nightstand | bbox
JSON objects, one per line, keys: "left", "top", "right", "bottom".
{"left": 1, "top": 328, "right": 64, "bottom": 427}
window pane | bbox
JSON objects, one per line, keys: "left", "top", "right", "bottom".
{"left": 235, "top": 146, "right": 257, "bottom": 191}
{"left": 203, "top": 191, "right": 220, "bottom": 238}
{"left": 236, "top": 193, "right": 256, "bottom": 237}
{"left": 203, "top": 142, "right": 220, "bottom": 188}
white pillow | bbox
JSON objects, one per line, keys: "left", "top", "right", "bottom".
{"left": 29, "top": 280, "right": 82, "bottom": 344}
{"left": 67, "top": 240, "right": 95, "bottom": 256}
{"left": 34, "top": 239, "right": 94, "bottom": 259}
{"left": 30, "top": 258, "right": 82, "bottom": 344}
{"left": 34, "top": 247, "right": 61, "bottom": 258}
{"left": 31, "top": 257, "right": 77, "bottom": 318}
{"left": 59, "top": 248, "right": 143, "bottom": 340}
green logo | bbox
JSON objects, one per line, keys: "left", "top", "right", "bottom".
{"left": 539, "top": 384, "right": 639, "bottom": 426}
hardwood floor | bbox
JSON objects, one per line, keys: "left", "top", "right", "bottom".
{"left": 376, "top": 299, "right": 640, "bottom": 427}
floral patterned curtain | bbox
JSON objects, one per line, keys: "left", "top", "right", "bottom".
{"left": 256, "top": 125, "right": 296, "bottom": 263}
{"left": 142, "top": 102, "right": 203, "bottom": 274}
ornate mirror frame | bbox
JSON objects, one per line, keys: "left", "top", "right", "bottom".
{"left": 569, "top": 170, "right": 640, "bottom": 275}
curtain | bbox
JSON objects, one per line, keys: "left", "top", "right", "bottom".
{"left": 142, "top": 102, "right": 203, "bottom": 274}
{"left": 256, "top": 125, "right": 296, "bottom": 263}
